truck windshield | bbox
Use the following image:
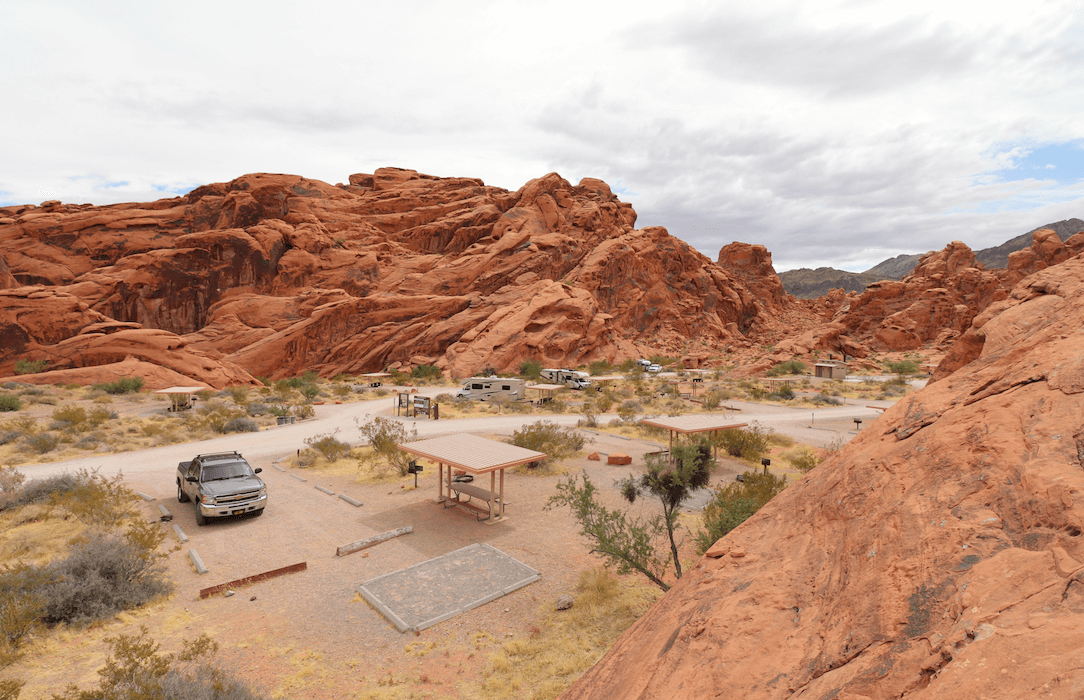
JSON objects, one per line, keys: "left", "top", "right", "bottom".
{"left": 202, "top": 463, "right": 252, "bottom": 481}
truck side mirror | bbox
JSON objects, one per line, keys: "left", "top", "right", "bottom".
{"left": 185, "top": 476, "right": 198, "bottom": 483}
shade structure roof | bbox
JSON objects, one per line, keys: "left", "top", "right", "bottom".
{"left": 153, "top": 386, "right": 208, "bottom": 395}
{"left": 590, "top": 375, "right": 624, "bottom": 382}
{"left": 397, "top": 433, "right": 547, "bottom": 474}
{"left": 640, "top": 415, "right": 748, "bottom": 434}
{"left": 525, "top": 383, "right": 566, "bottom": 391}
{"left": 360, "top": 372, "right": 392, "bottom": 378}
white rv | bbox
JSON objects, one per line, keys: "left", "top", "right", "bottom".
{"left": 539, "top": 368, "right": 592, "bottom": 390}
{"left": 456, "top": 377, "right": 526, "bottom": 402}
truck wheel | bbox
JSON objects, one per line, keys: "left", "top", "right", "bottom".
{"left": 194, "top": 505, "right": 207, "bottom": 526}
{"left": 177, "top": 482, "right": 190, "bottom": 503}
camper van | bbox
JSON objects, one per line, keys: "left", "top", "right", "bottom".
{"left": 539, "top": 368, "right": 592, "bottom": 390}
{"left": 456, "top": 377, "right": 526, "bottom": 402}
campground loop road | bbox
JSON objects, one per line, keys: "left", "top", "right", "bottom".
{"left": 14, "top": 386, "right": 893, "bottom": 481}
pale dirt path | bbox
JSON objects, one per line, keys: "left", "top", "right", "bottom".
{"left": 14, "top": 390, "right": 888, "bottom": 481}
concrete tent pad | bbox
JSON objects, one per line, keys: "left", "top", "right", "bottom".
{"left": 357, "top": 543, "right": 541, "bottom": 633}
{"left": 397, "top": 433, "right": 546, "bottom": 523}
{"left": 640, "top": 415, "right": 748, "bottom": 460}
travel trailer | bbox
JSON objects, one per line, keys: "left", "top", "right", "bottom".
{"left": 455, "top": 377, "right": 526, "bottom": 401}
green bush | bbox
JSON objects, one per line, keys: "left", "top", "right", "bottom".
{"left": 587, "top": 360, "right": 612, "bottom": 376}
{"left": 768, "top": 386, "right": 795, "bottom": 401}
{"left": 518, "top": 359, "right": 542, "bottom": 381}
{"left": 506, "top": 421, "right": 586, "bottom": 466}
{"left": 13, "top": 359, "right": 47, "bottom": 375}
{"left": 304, "top": 429, "right": 352, "bottom": 461}
{"left": 616, "top": 400, "right": 641, "bottom": 423}
{"left": 411, "top": 364, "right": 442, "bottom": 381}
{"left": 0, "top": 395, "right": 22, "bottom": 412}
{"left": 766, "top": 360, "right": 807, "bottom": 376}
{"left": 714, "top": 423, "right": 772, "bottom": 462}
{"left": 694, "top": 470, "right": 788, "bottom": 553}
{"left": 51, "top": 405, "right": 87, "bottom": 429}
{"left": 355, "top": 416, "right": 417, "bottom": 475}
{"left": 884, "top": 359, "right": 920, "bottom": 375}
{"left": 93, "top": 377, "right": 145, "bottom": 395}
{"left": 782, "top": 446, "right": 821, "bottom": 473}
{"left": 299, "top": 383, "right": 321, "bottom": 402}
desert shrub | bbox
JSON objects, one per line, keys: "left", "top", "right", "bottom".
{"left": 884, "top": 359, "right": 920, "bottom": 375}
{"left": 411, "top": 364, "right": 442, "bottom": 381}
{"left": 694, "top": 470, "right": 788, "bottom": 553}
{"left": 544, "top": 398, "right": 567, "bottom": 413}
{"left": 305, "top": 429, "right": 352, "bottom": 461}
{"left": 75, "top": 435, "right": 100, "bottom": 450}
{"left": 17, "top": 387, "right": 43, "bottom": 397}
{"left": 48, "top": 470, "right": 139, "bottom": 529}
{"left": 13, "top": 359, "right": 47, "bottom": 375}
{"left": 595, "top": 392, "right": 614, "bottom": 413}
{"left": 811, "top": 393, "right": 843, "bottom": 406}
{"left": 3, "top": 473, "right": 82, "bottom": 509}
{"left": 767, "top": 432, "right": 795, "bottom": 447}
{"left": 193, "top": 400, "right": 247, "bottom": 434}
{"left": 355, "top": 416, "right": 417, "bottom": 475}
{"left": 507, "top": 421, "right": 586, "bottom": 466}
{"left": 587, "top": 360, "right": 612, "bottom": 376}
{"left": 782, "top": 446, "right": 821, "bottom": 473}
{"left": 332, "top": 384, "right": 351, "bottom": 397}
{"left": 51, "top": 404, "right": 87, "bottom": 430}
{"left": 579, "top": 399, "right": 599, "bottom": 428}
{"left": 664, "top": 398, "right": 689, "bottom": 416}
{"left": 223, "top": 385, "right": 250, "bottom": 405}
{"left": 518, "top": 359, "right": 542, "bottom": 380}
{"left": 0, "top": 430, "right": 19, "bottom": 446}
{"left": 246, "top": 402, "right": 269, "bottom": 416}
{"left": 699, "top": 389, "right": 725, "bottom": 411}
{"left": 40, "top": 534, "right": 170, "bottom": 625}
{"left": 222, "top": 417, "right": 258, "bottom": 434}
{"left": 53, "top": 626, "right": 264, "bottom": 700}
{"left": 435, "top": 393, "right": 456, "bottom": 403}
{"left": 766, "top": 359, "right": 807, "bottom": 376}
{"left": 373, "top": 387, "right": 390, "bottom": 397}
{"left": 299, "top": 383, "right": 321, "bottom": 402}
{"left": 93, "top": 377, "right": 145, "bottom": 395}
{"left": 291, "top": 404, "right": 315, "bottom": 419}
{"left": 714, "top": 423, "right": 772, "bottom": 462}
{"left": 616, "top": 400, "right": 641, "bottom": 423}
{"left": 878, "top": 384, "right": 908, "bottom": 398}
{"left": 768, "top": 385, "right": 795, "bottom": 401}
{"left": 0, "top": 395, "right": 21, "bottom": 412}
{"left": 86, "top": 407, "right": 113, "bottom": 428}
{"left": 22, "top": 432, "right": 60, "bottom": 454}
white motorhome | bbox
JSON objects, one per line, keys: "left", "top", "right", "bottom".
{"left": 540, "top": 368, "right": 592, "bottom": 389}
{"left": 456, "top": 376, "right": 526, "bottom": 402}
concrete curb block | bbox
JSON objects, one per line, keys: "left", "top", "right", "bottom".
{"left": 135, "top": 491, "right": 155, "bottom": 501}
{"left": 356, "top": 586, "right": 410, "bottom": 632}
{"left": 156, "top": 504, "right": 172, "bottom": 521}
{"left": 315, "top": 485, "right": 334, "bottom": 495}
{"left": 290, "top": 473, "right": 307, "bottom": 482}
{"left": 272, "top": 464, "right": 286, "bottom": 472}
{"left": 338, "top": 493, "right": 362, "bottom": 507}
{"left": 189, "top": 549, "right": 208, "bottom": 575}
{"left": 172, "top": 523, "right": 189, "bottom": 543}
{"left": 337, "top": 526, "right": 412, "bottom": 556}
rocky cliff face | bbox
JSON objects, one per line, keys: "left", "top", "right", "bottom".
{"left": 561, "top": 253, "right": 1084, "bottom": 700}
{"left": 0, "top": 169, "right": 786, "bottom": 386}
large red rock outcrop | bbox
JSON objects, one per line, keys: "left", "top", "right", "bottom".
{"left": 830, "top": 231, "right": 1084, "bottom": 352}
{"left": 1, "top": 169, "right": 785, "bottom": 381}
{"left": 561, "top": 254, "right": 1084, "bottom": 699}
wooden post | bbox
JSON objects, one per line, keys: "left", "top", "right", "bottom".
{"left": 499, "top": 469, "right": 505, "bottom": 519}
{"left": 489, "top": 471, "right": 496, "bottom": 521}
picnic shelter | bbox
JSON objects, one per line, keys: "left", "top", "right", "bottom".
{"left": 640, "top": 415, "right": 748, "bottom": 461}
{"left": 396, "top": 433, "right": 546, "bottom": 524}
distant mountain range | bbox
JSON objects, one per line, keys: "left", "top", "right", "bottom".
{"left": 779, "top": 218, "right": 1084, "bottom": 299}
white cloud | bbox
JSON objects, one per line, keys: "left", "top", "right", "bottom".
{"left": 2, "top": 0, "right": 1083, "bottom": 272}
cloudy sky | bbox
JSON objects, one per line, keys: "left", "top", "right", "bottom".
{"left": 3, "top": 1, "right": 1083, "bottom": 271}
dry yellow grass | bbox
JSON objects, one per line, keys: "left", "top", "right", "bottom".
{"left": 461, "top": 567, "right": 660, "bottom": 700}
{"left": 0, "top": 504, "right": 85, "bottom": 566}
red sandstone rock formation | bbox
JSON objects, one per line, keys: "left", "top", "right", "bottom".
{"left": 561, "top": 254, "right": 1084, "bottom": 700}
{"left": 0, "top": 169, "right": 785, "bottom": 383}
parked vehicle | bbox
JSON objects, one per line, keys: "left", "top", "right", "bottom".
{"left": 636, "top": 358, "right": 652, "bottom": 368}
{"left": 455, "top": 376, "right": 526, "bottom": 401}
{"left": 647, "top": 363, "right": 662, "bottom": 373}
{"left": 177, "top": 451, "right": 266, "bottom": 526}
{"left": 539, "top": 368, "right": 592, "bottom": 389}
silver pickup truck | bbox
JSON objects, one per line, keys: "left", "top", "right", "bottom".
{"left": 177, "top": 451, "right": 267, "bottom": 526}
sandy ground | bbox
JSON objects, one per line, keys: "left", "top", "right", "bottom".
{"left": 9, "top": 396, "right": 890, "bottom": 698}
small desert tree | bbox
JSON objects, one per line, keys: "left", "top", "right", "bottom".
{"left": 694, "top": 470, "right": 788, "bottom": 554}
{"left": 547, "top": 440, "right": 714, "bottom": 591}
{"left": 355, "top": 416, "right": 418, "bottom": 476}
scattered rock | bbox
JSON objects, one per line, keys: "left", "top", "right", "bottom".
{"left": 555, "top": 594, "right": 575, "bottom": 610}
{"left": 587, "top": 452, "right": 600, "bottom": 461}
{"left": 607, "top": 452, "right": 632, "bottom": 465}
